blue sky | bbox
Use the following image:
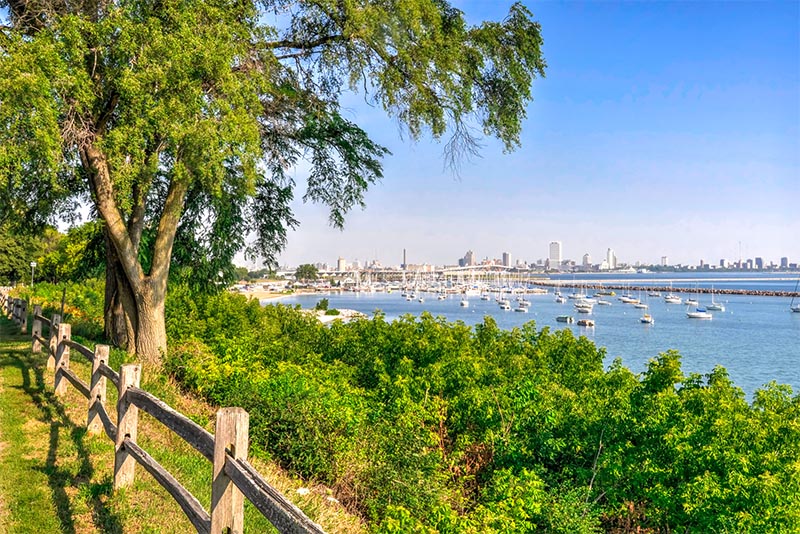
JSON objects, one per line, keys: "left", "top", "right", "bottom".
{"left": 275, "top": 0, "right": 799, "bottom": 269}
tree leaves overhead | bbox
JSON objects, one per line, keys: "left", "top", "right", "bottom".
{"left": 1, "top": 0, "right": 545, "bottom": 269}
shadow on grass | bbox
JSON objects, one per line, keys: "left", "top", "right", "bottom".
{"left": 3, "top": 344, "right": 124, "bottom": 534}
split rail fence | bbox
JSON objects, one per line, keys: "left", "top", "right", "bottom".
{"left": 4, "top": 296, "right": 325, "bottom": 534}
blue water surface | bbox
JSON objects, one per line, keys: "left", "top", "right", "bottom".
{"left": 271, "top": 275, "right": 800, "bottom": 401}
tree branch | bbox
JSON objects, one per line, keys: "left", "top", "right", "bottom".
{"left": 263, "top": 34, "right": 344, "bottom": 51}
{"left": 81, "top": 144, "right": 145, "bottom": 290}
{"left": 150, "top": 175, "right": 190, "bottom": 294}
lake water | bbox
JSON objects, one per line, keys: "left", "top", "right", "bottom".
{"left": 271, "top": 273, "right": 800, "bottom": 400}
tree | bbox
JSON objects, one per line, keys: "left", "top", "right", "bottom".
{"left": 0, "top": 0, "right": 546, "bottom": 363}
{"left": 295, "top": 264, "right": 319, "bottom": 284}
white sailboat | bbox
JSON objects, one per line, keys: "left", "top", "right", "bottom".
{"left": 791, "top": 277, "right": 800, "bottom": 312}
{"left": 706, "top": 286, "right": 725, "bottom": 312}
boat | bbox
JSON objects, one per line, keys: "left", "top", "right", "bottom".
{"left": 790, "top": 277, "right": 800, "bottom": 312}
{"left": 437, "top": 294, "right": 447, "bottom": 300}
{"left": 687, "top": 307, "right": 713, "bottom": 319}
{"left": 706, "top": 287, "right": 725, "bottom": 311}
{"left": 556, "top": 315, "right": 574, "bottom": 323}
{"left": 480, "top": 294, "right": 491, "bottom": 301}
{"left": 519, "top": 300, "right": 531, "bottom": 308}
{"left": 555, "top": 296, "right": 567, "bottom": 304}
{"left": 575, "top": 304, "right": 593, "bottom": 314}
{"left": 684, "top": 298, "right": 699, "bottom": 306}
{"left": 499, "top": 302, "right": 511, "bottom": 311}
{"left": 647, "top": 291, "right": 661, "bottom": 297}
{"left": 514, "top": 305, "right": 528, "bottom": 313}
{"left": 418, "top": 297, "right": 425, "bottom": 303}
{"left": 633, "top": 302, "right": 648, "bottom": 309}
{"left": 640, "top": 313, "right": 654, "bottom": 324}
{"left": 664, "top": 282, "right": 682, "bottom": 303}
{"left": 597, "top": 299, "right": 612, "bottom": 306}
{"left": 460, "top": 298, "right": 469, "bottom": 307}
{"left": 576, "top": 319, "right": 595, "bottom": 327}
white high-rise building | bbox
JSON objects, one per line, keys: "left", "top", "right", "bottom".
{"left": 606, "top": 248, "right": 617, "bottom": 270}
{"left": 549, "top": 241, "right": 562, "bottom": 269}
{"left": 582, "top": 253, "right": 592, "bottom": 269}
{"left": 337, "top": 257, "right": 347, "bottom": 271}
{"left": 661, "top": 256, "right": 669, "bottom": 267}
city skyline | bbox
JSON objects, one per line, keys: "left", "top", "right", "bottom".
{"left": 255, "top": 1, "right": 798, "bottom": 269}
{"left": 291, "top": 244, "right": 798, "bottom": 272}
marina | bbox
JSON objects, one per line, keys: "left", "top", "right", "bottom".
{"left": 270, "top": 273, "right": 800, "bottom": 400}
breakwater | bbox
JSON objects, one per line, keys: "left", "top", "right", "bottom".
{"left": 531, "top": 281, "right": 799, "bottom": 298}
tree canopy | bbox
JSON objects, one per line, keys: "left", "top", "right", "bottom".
{"left": 294, "top": 263, "right": 319, "bottom": 283}
{"left": 0, "top": 0, "right": 546, "bottom": 360}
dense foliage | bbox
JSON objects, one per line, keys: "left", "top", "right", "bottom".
{"left": 161, "top": 289, "right": 800, "bottom": 533}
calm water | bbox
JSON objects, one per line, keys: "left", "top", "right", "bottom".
{"left": 272, "top": 274, "right": 800, "bottom": 400}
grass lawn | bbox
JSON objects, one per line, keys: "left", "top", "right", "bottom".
{"left": 0, "top": 315, "right": 360, "bottom": 533}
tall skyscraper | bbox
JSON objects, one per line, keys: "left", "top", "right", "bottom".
{"left": 582, "top": 253, "right": 591, "bottom": 269}
{"left": 781, "top": 257, "right": 789, "bottom": 269}
{"left": 464, "top": 250, "right": 475, "bottom": 266}
{"left": 549, "top": 241, "right": 562, "bottom": 269}
{"left": 661, "top": 256, "right": 669, "bottom": 267}
{"left": 755, "top": 257, "right": 764, "bottom": 270}
{"left": 502, "top": 252, "right": 511, "bottom": 267}
{"left": 607, "top": 248, "right": 617, "bottom": 270}
{"left": 337, "top": 257, "right": 346, "bottom": 271}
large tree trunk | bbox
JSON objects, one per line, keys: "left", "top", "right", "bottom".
{"left": 84, "top": 144, "right": 186, "bottom": 365}
{"left": 133, "top": 281, "right": 167, "bottom": 365}
{"left": 104, "top": 228, "right": 134, "bottom": 350}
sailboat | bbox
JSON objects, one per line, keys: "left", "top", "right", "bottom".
{"left": 791, "top": 276, "right": 800, "bottom": 313}
{"left": 706, "top": 286, "right": 725, "bottom": 312}
{"left": 664, "top": 282, "right": 682, "bottom": 304}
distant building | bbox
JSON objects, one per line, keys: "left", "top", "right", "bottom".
{"left": 720, "top": 259, "right": 729, "bottom": 268}
{"left": 582, "top": 253, "right": 591, "bottom": 269}
{"left": 746, "top": 259, "right": 754, "bottom": 269}
{"left": 755, "top": 257, "right": 764, "bottom": 270}
{"left": 780, "top": 257, "right": 788, "bottom": 269}
{"left": 463, "top": 250, "right": 475, "bottom": 267}
{"left": 337, "top": 257, "right": 346, "bottom": 271}
{"left": 607, "top": 248, "right": 617, "bottom": 270}
{"left": 502, "top": 252, "right": 511, "bottom": 267}
{"left": 661, "top": 256, "right": 669, "bottom": 267}
{"left": 549, "top": 241, "right": 562, "bottom": 269}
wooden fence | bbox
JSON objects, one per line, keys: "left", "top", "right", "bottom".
{"left": 4, "top": 296, "right": 326, "bottom": 534}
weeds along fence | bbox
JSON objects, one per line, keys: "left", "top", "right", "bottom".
{"left": 4, "top": 296, "right": 325, "bottom": 534}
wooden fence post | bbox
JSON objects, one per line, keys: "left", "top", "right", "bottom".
{"left": 31, "top": 304, "right": 42, "bottom": 353}
{"left": 54, "top": 323, "right": 71, "bottom": 396}
{"left": 114, "top": 364, "right": 141, "bottom": 490}
{"left": 47, "top": 313, "right": 61, "bottom": 370}
{"left": 12, "top": 299, "right": 20, "bottom": 324}
{"left": 19, "top": 300, "right": 27, "bottom": 333}
{"left": 87, "top": 345, "right": 109, "bottom": 435}
{"left": 211, "top": 407, "right": 249, "bottom": 534}
{"left": 4, "top": 296, "right": 10, "bottom": 317}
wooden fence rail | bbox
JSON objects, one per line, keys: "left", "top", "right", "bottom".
{"left": 5, "top": 298, "right": 326, "bottom": 534}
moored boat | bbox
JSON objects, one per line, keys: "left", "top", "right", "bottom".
{"left": 576, "top": 319, "right": 595, "bottom": 327}
{"left": 640, "top": 313, "right": 654, "bottom": 324}
{"left": 556, "top": 315, "right": 574, "bottom": 323}
{"left": 687, "top": 307, "right": 712, "bottom": 319}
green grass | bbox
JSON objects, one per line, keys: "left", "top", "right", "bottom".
{"left": 0, "top": 315, "right": 359, "bottom": 533}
